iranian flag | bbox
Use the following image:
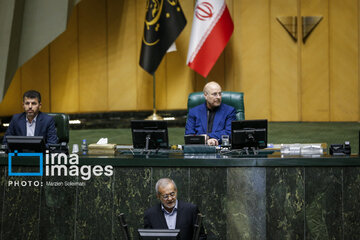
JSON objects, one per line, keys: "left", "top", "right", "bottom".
{"left": 186, "top": 0, "right": 234, "bottom": 78}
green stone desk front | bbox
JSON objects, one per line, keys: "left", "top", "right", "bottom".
{"left": 1, "top": 152, "right": 360, "bottom": 240}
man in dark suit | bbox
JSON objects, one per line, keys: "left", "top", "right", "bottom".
{"left": 144, "top": 178, "right": 207, "bottom": 240}
{"left": 185, "top": 81, "right": 236, "bottom": 146}
{"left": 2, "top": 90, "right": 58, "bottom": 145}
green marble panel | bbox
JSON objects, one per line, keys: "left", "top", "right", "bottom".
{"left": 75, "top": 174, "right": 113, "bottom": 240}
{"left": 2, "top": 167, "right": 42, "bottom": 240}
{"left": 2, "top": 162, "right": 360, "bottom": 240}
{"left": 266, "top": 167, "right": 304, "bottom": 240}
{"left": 38, "top": 175, "right": 77, "bottom": 240}
{"left": 343, "top": 167, "right": 360, "bottom": 238}
{"left": 305, "top": 167, "right": 343, "bottom": 239}
{"left": 190, "top": 168, "right": 227, "bottom": 240}
{"left": 227, "top": 167, "right": 266, "bottom": 240}
{"left": 113, "top": 167, "right": 152, "bottom": 240}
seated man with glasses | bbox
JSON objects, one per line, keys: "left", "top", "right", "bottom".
{"left": 185, "top": 81, "right": 236, "bottom": 146}
{"left": 144, "top": 178, "right": 207, "bottom": 240}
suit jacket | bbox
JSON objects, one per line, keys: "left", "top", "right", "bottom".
{"left": 3, "top": 112, "right": 58, "bottom": 145}
{"left": 144, "top": 200, "right": 207, "bottom": 240}
{"left": 185, "top": 103, "right": 236, "bottom": 143}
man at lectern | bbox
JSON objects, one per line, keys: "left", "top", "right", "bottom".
{"left": 144, "top": 178, "right": 207, "bottom": 240}
{"left": 185, "top": 81, "right": 236, "bottom": 146}
{"left": 2, "top": 90, "right": 58, "bottom": 145}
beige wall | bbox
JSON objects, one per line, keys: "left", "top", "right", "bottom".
{"left": 0, "top": 0, "right": 359, "bottom": 121}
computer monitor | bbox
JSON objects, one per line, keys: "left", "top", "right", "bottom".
{"left": 138, "top": 229, "right": 180, "bottom": 240}
{"left": 231, "top": 119, "right": 268, "bottom": 149}
{"left": 131, "top": 120, "right": 169, "bottom": 149}
{"left": 6, "top": 136, "right": 46, "bottom": 153}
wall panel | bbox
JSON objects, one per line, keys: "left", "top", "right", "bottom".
{"left": 329, "top": 0, "right": 359, "bottom": 121}
{"left": 208, "top": 50, "right": 226, "bottom": 89}
{"left": 235, "top": 0, "right": 271, "bottom": 120}
{"left": 50, "top": 7, "right": 79, "bottom": 113}
{"left": 1, "top": 0, "right": 359, "bottom": 122}
{"left": 107, "top": 0, "right": 137, "bottom": 111}
{"left": 224, "top": 0, "right": 235, "bottom": 91}
{"left": 78, "top": 0, "right": 108, "bottom": 112}
{"left": 270, "top": 0, "right": 299, "bottom": 121}
{"left": 155, "top": 51, "right": 167, "bottom": 110}
{"left": 135, "top": 0, "right": 153, "bottom": 110}
{"left": 0, "top": 70, "right": 22, "bottom": 116}
{"left": 21, "top": 47, "right": 50, "bottom": 112}
{"left": 301, "top": 0, "right": 330, "bottom": 121}
{"left": 166, "top": 0, "right": 196, "bottom": 110}
{"left": 166, "top": 50, "right": 194, "bottom": 110}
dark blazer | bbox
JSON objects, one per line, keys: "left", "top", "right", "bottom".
{"left": 3, "top": 112, "right": 58, "bottom": 145}
{"left": 185, "top": 103, "right": 236, "bottom": 143}
{"left": 144, "top": 200, "right": 207, "bottom": 240}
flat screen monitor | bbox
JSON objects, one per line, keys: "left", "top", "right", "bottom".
{"left": 131, "top": 120, "right": 169, "bottom": 149}
{"left": 138, "top": 229, "right": 180, "bottom": 240}
{"left": 231, "top": 119, "right": 268, "bottom": 149}
{"left": 6, "top": 136, "right": 46, "bottom": 153}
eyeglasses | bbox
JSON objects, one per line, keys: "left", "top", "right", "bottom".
{"left": 161, "top": 192, "right": 176, "bottom": 200}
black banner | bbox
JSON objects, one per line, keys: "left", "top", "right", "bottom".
{"left": 139, "top": 0, "right": 186, "bottom": 75}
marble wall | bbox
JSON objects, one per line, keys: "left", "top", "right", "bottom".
{"left": 0, "top": 166, "right": 360, "bottom": 239}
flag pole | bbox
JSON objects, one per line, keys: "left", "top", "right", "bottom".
{"left": 146, "top": 74, "right": 163, "bottom": 120}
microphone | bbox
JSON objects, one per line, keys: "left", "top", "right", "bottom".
{"left": 192, "top": 213, "right": 204, "bottom": 240}
{"left": 117, "top": 213, "right": 130, "bottom": 240}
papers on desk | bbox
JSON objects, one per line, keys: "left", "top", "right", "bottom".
{"left": 277, "top": 143, "right": 324, "bottom": 155}
{"left": 97, "top": 138, "right": 108, "bottom": 144}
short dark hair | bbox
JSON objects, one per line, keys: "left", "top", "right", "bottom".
{"left": 23, "top": 90, "right": 41, "bottom": 103}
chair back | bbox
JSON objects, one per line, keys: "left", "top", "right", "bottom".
{"left": 46, "top": 113, "right": 70, "bottom": 143}
{"left": 187, "top": 91, "right": 245, "bottom": 120}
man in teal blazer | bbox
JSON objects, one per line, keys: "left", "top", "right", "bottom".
{"left": 185, "top": 81, "right": 236, "bottom": 145}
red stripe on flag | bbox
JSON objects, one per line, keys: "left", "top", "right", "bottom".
{"left": 188, "top": 6, "right": 234, "bottom": 78}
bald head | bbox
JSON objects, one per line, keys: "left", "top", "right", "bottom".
{"left": 203, "top": 81, "right": 222, "bottom": 109}
{"left": 203, "top": 81, "right": 221, "bottom": 94}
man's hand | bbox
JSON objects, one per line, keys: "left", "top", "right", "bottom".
{"left": 207, "top": 138, "right": 219, "bottom": 146}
